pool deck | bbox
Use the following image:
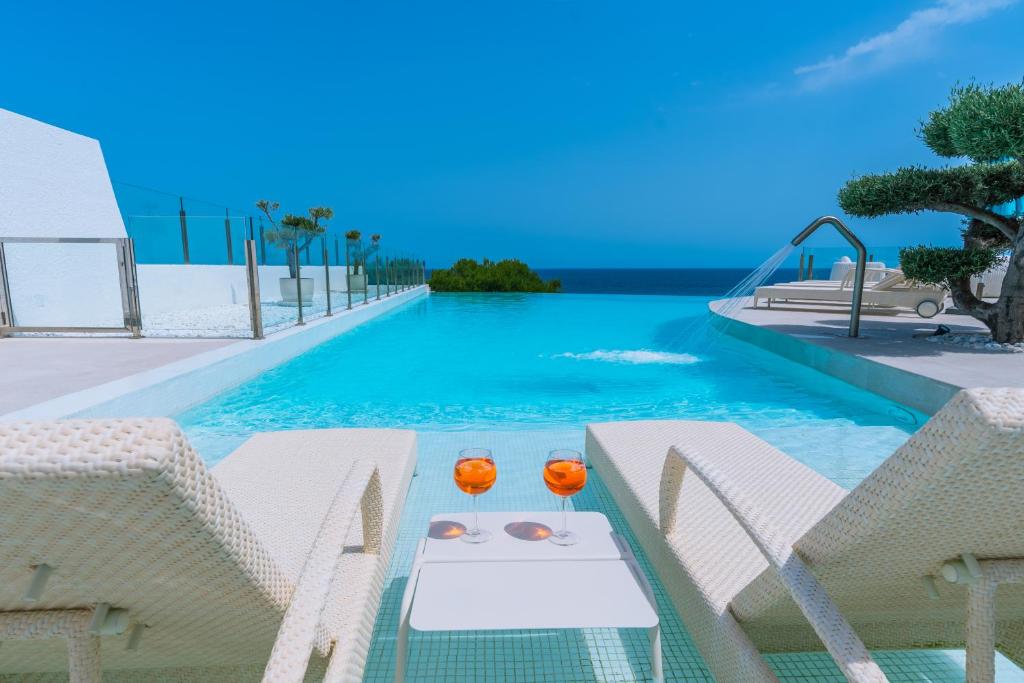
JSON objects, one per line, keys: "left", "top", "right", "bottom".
{"left": 710, "top": 299, "right": 1024, "bottom": 414}
{"left": 0, "top": 337, "right": 233, "bottom": 415}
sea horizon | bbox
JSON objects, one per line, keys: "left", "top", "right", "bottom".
{"left": 533, "top": 267, "right": 801, "bottom": 296}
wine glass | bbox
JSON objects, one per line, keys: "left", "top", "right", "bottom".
{"left": 453, "top": 448, "right": 497, "bottom": 543}
{"left": 543, "top": 449, "right": 587, "bottom": 545}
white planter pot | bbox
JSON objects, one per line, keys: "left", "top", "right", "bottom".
{"left": 348, "top": 273, "right": 367, "bottom": 292}
{"left": 279, "top": 277, "right": 314, "bottom": 305}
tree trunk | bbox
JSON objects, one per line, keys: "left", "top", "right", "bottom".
{"left": 949, "top": 277, "right": 995, "bottom": 329}
{"left": 990, "top": 235, "right": 1024, "bottom": 343}
{"left": 954, "top": 234, "right": 1024, "bottom": 343}
{"left": 286, "top": 246, "right": 298, "bottom": 279}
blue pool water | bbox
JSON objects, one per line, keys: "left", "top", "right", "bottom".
{"left": 181, "top": 292, "right": 920, "bottom": 484}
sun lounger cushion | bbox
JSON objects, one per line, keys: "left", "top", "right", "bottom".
{"left": 586, "top": 420, "right": 846, "bottom": 681}
{"left": 213, "top": 428, "right": 416, "bottom": 679}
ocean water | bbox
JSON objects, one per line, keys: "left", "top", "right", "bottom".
{"left": 534, "top": 267, "right": 800, "bottom": 295}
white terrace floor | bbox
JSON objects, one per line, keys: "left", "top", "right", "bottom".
{"left": 0, "top": 337, "right": 232, "bottom": 415}
{"left": 711, "top": 300, "right": 1024, "bottom": 393}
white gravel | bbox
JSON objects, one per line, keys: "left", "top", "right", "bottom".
{"left": 924, "top": 333, "right": 1024, "bottom": 353}
{"left": 141, "top": 291, "right": 376, "bottom": 338}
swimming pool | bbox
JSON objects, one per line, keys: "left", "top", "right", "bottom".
{"left": 180, "top": 292, "right": 920, "bottom": 486}
{"left": 176, "top": 292, "right": 1022, "bottom": 682}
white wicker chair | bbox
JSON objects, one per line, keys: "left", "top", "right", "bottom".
{"left": 587, "top": 387, "right": 1024, "bottom": 683}
{"left": 0, "top": 419, "right": 417, "bottom": 682}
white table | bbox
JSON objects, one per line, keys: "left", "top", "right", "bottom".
{"left": 396, "top": 511, "right": 662, "bottom": 682}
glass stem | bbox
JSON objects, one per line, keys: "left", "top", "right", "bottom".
{"left": 560, "top": 497, "right": 567, "bottom": 536}
{"left": 472, "top": 495, "right": 480, "bottom": 535}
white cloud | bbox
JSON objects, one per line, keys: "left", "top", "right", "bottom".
{"left": 795, "top": 0, "right": 1017, "bottom": 90}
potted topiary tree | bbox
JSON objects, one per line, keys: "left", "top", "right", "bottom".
{"left": 346, "top": 230, "right": 367, "bottom": 293}
{"left": 258, "top": 200, "right": 332, "bottom": 305}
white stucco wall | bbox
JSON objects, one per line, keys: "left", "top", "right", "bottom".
{"left": 0, "top": 109, "right": 127, "bottom": 327}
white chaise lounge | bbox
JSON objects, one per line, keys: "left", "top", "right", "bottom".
{"left": 0, "top": 419, "right": 417, "bottom": 682}
{"left": 754, "top": 269, "right": 947, "bottom": 317}
{"left": 587, "top": 388, "right": 1024, "bottom": 683}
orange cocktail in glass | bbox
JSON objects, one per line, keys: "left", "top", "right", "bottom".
{"left": 543, "top": 449, "right": 587, "bottom": 545}
{"left": 454, "top": 448, "right": 496, "bottom": 543}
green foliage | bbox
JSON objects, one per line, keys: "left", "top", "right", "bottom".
{"left": 920, "top": 82, "right": 1024, "bottom": 163}
{"left": 899, "top": 245, "right": 1003, "bottom": 287}
{"left": 428, "top": 258, "right": 561, "bottom": 293}
{"left": 267, "top": 213, "right": 326, "bottom": 248}
{"left": 256, "top": 199, "right": 331, "bottom": 277}
{"left": 346, "top": 229, "right": 361, "bottom": 240}
{"left": 838, "top": 162, "right": 1024, "bottom": 217}
{"left": 919, "top": 107, "right": 959, "bottom": 158}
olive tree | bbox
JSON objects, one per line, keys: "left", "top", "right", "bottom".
{"left": 256, "top": 200, "right": 333, "bottom": 278}
{"left": 838, "top": 82, "right": 1024, "bottom": 342}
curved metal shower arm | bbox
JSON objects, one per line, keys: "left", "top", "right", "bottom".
{"left": 790, "top": 215, "right": 867, "bottom": 338}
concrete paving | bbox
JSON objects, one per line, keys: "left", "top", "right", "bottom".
{"left": 713, "top": 300, "right": 1024, "bottom": 392}
{"left": 0, "top": 337, "right": 234, "bottom": 415}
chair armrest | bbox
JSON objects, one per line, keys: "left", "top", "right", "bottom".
{"left": 262, "top": 459, "right": 383, "bottom": 683}
{"left": 659, "top": 446, "right": 888, "bottom": 683}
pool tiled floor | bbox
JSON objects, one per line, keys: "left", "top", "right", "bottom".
{"left": 361, "top": 430, "right": 1024, "bottom": 682}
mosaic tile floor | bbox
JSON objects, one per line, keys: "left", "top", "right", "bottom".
{"left": 361, "top": 430, "right": 1024, "bottom": 682}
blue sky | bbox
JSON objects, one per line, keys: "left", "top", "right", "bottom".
{"left": 2, "top": 0, "right": 1022, "bottom": 267}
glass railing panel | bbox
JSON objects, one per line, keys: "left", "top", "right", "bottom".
{"left": 126, "top": 215, "right": 188, "bottom": 264}
{"left": 2, "top": 241, "right": 126, "bottom": 329}
{"left": 794, "top": 246, "right": 905, "bottom": 282}
{"left": 126, "top": 215, "right": 262, "bottom": 337}
{"left": 182, "top": 216, "right": 232, "bottom": 265}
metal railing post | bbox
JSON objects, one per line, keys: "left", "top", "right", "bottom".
{"left": 259, "top": 219, "right": 267, "bottom": 264}
{"left": 115, "top": 238, "right": 142, "bottom": 338}
{"left": 0, "top": 241, "right": 14, "bottom": 336}
{"left": 798, "top": 250, "right": 805, "bottom": 281}
{"left": 363, "top": 253, "right": 370, "bottom": 306}
{"left": 294, "top": 243, "right": 305, "bottom": 326}
{"left": 384, "top": 256, "right": 391, "bottom": 297}
{"left": 375, "top": 252, "right": 382, "bottom": 301}
{"left": 245, "top": 239, "right": 264, "bottom": 339}
{"left": 790, "top": 215, "right": 866, "bottom": 337}
{"left": 125, "top": 239, "right": 143, "bottom": 337}
{"left": 345, "top": 240, "right": 353, "bottom": 310}
{"left": 323, "top": 238, "right": 333, "bottom": 316}
{"left": 224, "top": 209, "right": 234, "bottom": 265}
{"left": 178, "top": 197, "right": 190, "bottom": 264}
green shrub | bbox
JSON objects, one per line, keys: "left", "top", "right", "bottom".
{"left": 428, "top": 258, "right": 560, "bottom": 293}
